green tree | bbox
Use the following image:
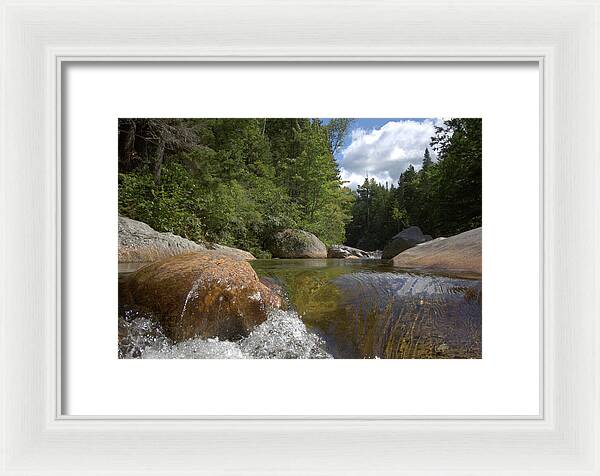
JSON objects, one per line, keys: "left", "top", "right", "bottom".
{"left": 422, "top": 147, "right": 433, "bottom": 169}
{"left": 118, "top": 117, "right": 480, "bottom": 255}
{"left": 325, "top": 118, "right": 354, "bottom": 154}
{"left": 118, "top": 117, "right": 355, "bottom": 253}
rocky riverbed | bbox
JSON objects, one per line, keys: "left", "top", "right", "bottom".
{"left": 118, "top": 219, "right": 482, "bottom": 359}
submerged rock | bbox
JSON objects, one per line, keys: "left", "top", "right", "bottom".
{"left": 122, "top": 252, "right": 282, "bottom": 341}
{"left": 392, "top": 227, "right": 482, "bottom": 276}
{"left": 269, "top": 228, "right": 327, "bottom": 258}
{"left": 118, "top": 216, "right": 254, "bottom": 263}
{"left": 381, "top": 226, "right": 432, "bottom": 259}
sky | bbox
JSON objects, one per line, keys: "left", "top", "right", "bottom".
{"left": 321, "top": 118, "right": 442, "bottom": 189}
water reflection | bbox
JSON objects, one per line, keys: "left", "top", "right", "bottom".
{"left": 251, "top": 259, "right": 482, "bottom": 359}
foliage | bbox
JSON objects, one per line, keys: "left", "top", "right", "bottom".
{"left": 118, "top": 117, "right": 481, "bottom": 255}
{"left": 118, "top": 164, "right": 205, "bottom": 242}
{"left": 118, "top": 118, "right": 354, "bottom": 254}
{"left": 325, "top": 118, "right": 354, "bottom": 154}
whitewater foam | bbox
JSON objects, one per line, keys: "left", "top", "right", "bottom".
{"left": 120, "top": 308, "right": 332, "bottom": 359}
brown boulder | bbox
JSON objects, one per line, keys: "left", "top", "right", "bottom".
{"left": 391, "top": 228, "right": 481, "bottom": 277}
{"left": 123, "top": 252, "right": 282, "bottom": 341}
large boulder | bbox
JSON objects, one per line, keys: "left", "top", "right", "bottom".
{"left": 207, "top": 243, "right": 255, "bottom": 261}
{"left": 122, "top": 252, "right": 283, "bottom": 342}
{"left": 381, "top": 226, "right": 432, "bottom": 259}
{"left": 270, "top": 229, "right": 327, "bottom": 259}
{"left": 392, "top": 227, "right": 482, "bottom": 276}
{"left": 118, "top": 216, "right": 254, "bottom": 263}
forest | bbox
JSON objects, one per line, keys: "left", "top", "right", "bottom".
{"left": 118, "top": 117, "right": 481, "bottom": 256}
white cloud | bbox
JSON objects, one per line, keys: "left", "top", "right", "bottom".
{"left": 339, "top": 119, "right": 440, "bottom": 189}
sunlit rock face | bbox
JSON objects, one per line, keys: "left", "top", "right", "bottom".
{"left": 269, "top": 228, "right": 327, "bottom": 258}
{"left": 121, "top": 252, "right": 282, "bottom": 342}
{"left": 392, "top": 228, "right": 482, "bottom": 277}
{"left": 381, "top": 226, "right": 432, "bottom": 259}
{"left": 118, "top": 216, "right": 254, "bottom": 263}
{"left": 327, "top": 244, "right": 375, "bottom": 259}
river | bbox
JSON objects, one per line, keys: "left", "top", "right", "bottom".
{"left": 119, "top": 258, "right": 481, "bottom": 359}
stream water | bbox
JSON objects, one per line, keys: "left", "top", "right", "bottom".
{"left": 119, "top": 258, "right": 481, "bottom": 359}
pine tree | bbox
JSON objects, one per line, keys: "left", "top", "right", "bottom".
{"left": 422, "top": 147, "right": 433, "bottom": 169}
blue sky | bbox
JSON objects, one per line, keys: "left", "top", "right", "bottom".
{"left": 321, "top": 118, "right": 441, "bottom": 189}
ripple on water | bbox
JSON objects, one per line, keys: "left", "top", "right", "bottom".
{"left": 328, "top": 272, "right": 482, "bottom": 358}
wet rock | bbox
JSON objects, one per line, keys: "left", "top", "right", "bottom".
{"left": 381, "top": 226, "right": 432, "bottom": 259}
{"left": 327, "top": 244, "right": 372, "bottom": 259}
{"left": 392, "top": 227, "right": 482, "bottom": 276}
{"left": 270, "top": 228, "right": 327, "bottom": 258}
{"left": 123, "top": 252, "right": 282, "bottom": 341}
{"left": 435, "top": 343, "right": 450, "bottom": 353}
{"left": 119, "top": 216, "right": 254, "bottom": 263}
{"left": 259, "top": 276, "right": 286, "bottom": 299}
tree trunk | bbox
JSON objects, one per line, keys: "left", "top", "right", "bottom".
{"left": 118, "top": 120, "right": 136, "bottom": 168}
{"left": 153, "top": 139, "right": 165, "bottom": 185}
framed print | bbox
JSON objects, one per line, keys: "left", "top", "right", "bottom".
{"left": 62, "top": 62, "right": 539, "bottom": 417}
{"left": 1, "top": 1, "right": 599, "bottom": 475}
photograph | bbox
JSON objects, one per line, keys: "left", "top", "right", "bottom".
{"left": 117, "top": 117, "right": 482, "bottom": 359}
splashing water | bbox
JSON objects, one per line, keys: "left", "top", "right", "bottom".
{"left": 240, "top": 309, "right": 331, "bottom": 359}
{"left": 120, "top": 308, "right": 332, "bottom": 359}
{"left": 142, "top": 335, "right": 247, "bottom": 359}
{"left": 179, "top": 278, "right": 202, "bottom": 320}
{"left": 118, "top": 306, "right": 170, "bottom": 358}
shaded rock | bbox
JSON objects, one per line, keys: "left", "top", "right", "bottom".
{"left": 392, "top": 228, "right": 482, "bottom": 276}
{"left": 123, "top": 252, "right": 282, "bottom": 341}
{"left": 118, "top": 216, "right": 254, "bottom": 263}
{"left": 270, "top": 229, "right": 327, "bottom": 258}
{"left": 381, "top": 226, "right": 432, "bottom": 259}
{"left": 355, "top": 237, "right": 370, "bottom": 251}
